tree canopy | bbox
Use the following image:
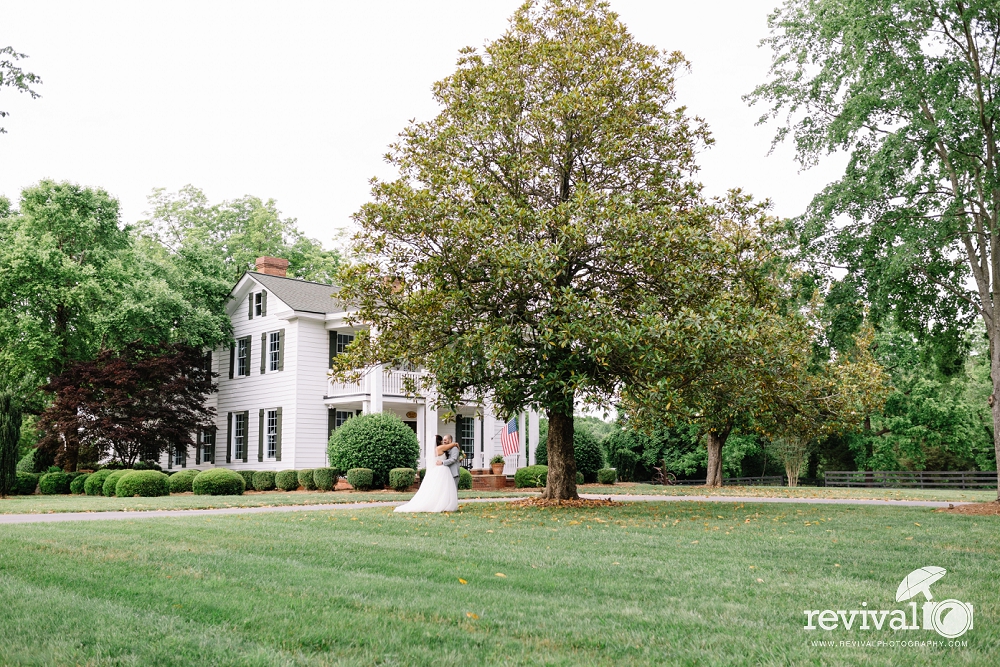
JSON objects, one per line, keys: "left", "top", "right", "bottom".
{"left": 0, "top": 45, "right": 41, "bottom": 133}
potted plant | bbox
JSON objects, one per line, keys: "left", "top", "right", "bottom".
{"left": 490, "top": 455, "right": 506, "bottom": 475}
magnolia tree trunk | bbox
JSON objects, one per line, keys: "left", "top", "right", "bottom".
{"left": 542, "top": 410, "right": 579, "bottom": 500}
{"left": 705, "top": 431, "right": 727, "bottom": 488}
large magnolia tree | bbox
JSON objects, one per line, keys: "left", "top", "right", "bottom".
{"left": 334, "top": 0, "right": 774, "bottom": 499}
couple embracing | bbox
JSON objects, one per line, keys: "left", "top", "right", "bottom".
{"left": 394, "top": 434, "right": 461, "bottom": 513}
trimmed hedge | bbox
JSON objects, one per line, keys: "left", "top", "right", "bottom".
{"left": 597, "top": 468, "right": 617, "bottom": 485}
{"left": 458, "top": 467, "right": 472, "bottom": 490}
{"left": 252, "top": 470, "right": 276, "bottom": 491}
{"left": 84, "top": 469, "right": 113, "bottom": 496}
{"left": 297, "top": 469, "right": 317, "bottom": 491}
{"left": 192, "top": 468, "right": 245, "bottom": 496}
{"left": 346, "top": 468, "right": 373, "bottom": 491}
{"left": 103, "top": 470, "right": 131, "bottom": 497}
{"left": 14, "top": 472, "right": 39, "bottom": 495}
{"left": 15, "top": 448, "right": 37, "bottom": 473}
{"left": 168, "top": 469, "right": 201, "bottom": 493}
{"left": 275, "top": 470, "right": 299, "bottom": 491}
{"left": 328, "top": 413, "right": 419, "bottom": 487}
{"left": 313, "top": 467, "right": 339, "bottom": 491}
{"left": 514, "top": 465, "right": 548, "bottom": 488}
{"left": 388, "top": 467, "right": 415, "bottom": 491}
{"left": 417, "top": 468, "right": 426, "bottom": 481}
{"left": 574, "top": 429, "right": 605, "bottom": 483}
{"left": 39, "top": 471, "right": 72, "bottom": 495}
{"left": 237, "top": 470, "right": 257, "bottom": 491}
{"left": 132, "top": 461, "right": 162, "bottom": 471}
{"left": 70, "top": 473, "right": 91, "bottom": 494}
{"left": 116, "top": 470, "right": 170, "bottom": 497}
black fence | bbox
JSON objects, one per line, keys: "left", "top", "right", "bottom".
{"left": 673, "top": 475, "right": 786, "bottom": 487}
{"left": 825, "top": 470, "right": 998, "bottom": 489}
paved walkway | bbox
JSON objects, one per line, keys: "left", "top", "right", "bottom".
{"left": 0, "top": 494, "right": 971, "bottom": 525}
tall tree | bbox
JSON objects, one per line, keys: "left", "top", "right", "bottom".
{"left": 0, "top": 45, "right": 41, "bottom": 133}
{"left": 748, "top": 0, "right": 1000, "bottom": 497}
{"left": 335, "top": 0, "right": 772, "bottom": 499}
{"left": 0, "top": 391, "right": 20, "bottom": 498}
{"left": 140, "top": 186, "right": 341, "bottom": 284}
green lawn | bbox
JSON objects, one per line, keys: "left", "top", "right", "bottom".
{"left": 0, "top": 490, "right": 533, "bottom": 514}
{"left": 580, "top": 482, "right": 997, "bottom": 503}
{"left": 0, "top": 501, "right": 996, "bottom": 666}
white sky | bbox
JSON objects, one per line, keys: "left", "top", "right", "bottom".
{"left": 0, "top": 0, "right": 846, "bottom": 249}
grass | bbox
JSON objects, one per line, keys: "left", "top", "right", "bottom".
{"left": 0, "top": 490, "right": 533, "bottom": 514}
{"left": 0, "top": 500, "right": 996, "bottom": 666}
{"left": 580, "top": 482, "right": 997, "bottom": 503}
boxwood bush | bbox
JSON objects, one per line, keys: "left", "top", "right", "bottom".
{"left": 103, "top": 470, "right": 131, "bottom": 497}
{"left": 297, "top": 469, "right": 317, "bottom": 491}
{"left": 168, "top": 469, "right": 201, "bottom": 493}
{"left": 14, "top": 472, "right": 39, "bottom": 495}
{"left": 417, "top": 468, "right": 426, "bottom": 481}
{"left": 597, "top": 468, "right": 617, "bottom": 485}
{"left": 346, "top": 468, "right": 373, "bottom": 491}
{"left": 15, "top": 448, "right": 38, "bottom": 473}
{"left": 192, "top": 468, "right": 245, "bottom": 496}
{"left": 577, "top": 471, "right": 585, "bottom": 484}
{"left": 39, "top": 471, "right": 72, "bottom": 495}
{"left": 275, "top": 469, "right": 299, "bottom": 491}
{"left": 574, "top": 429, "right": 605, "bottom": 483}
{"left": 252, "top": 470, "right": 276, "bottom": 491}
{"left": 328, "top": 413, "right": 419, "bottom": 487}
{"left": 458, "top": 467, "right": 473, "bottom": 490}
{"left": 69, "top": 473, "right": 91, "bottom": 494}
{"left": 237, "top": 470, "right": 256, "bottom": 491}
{"left": 312, "top": 467, "right": 340, "bottom": 491}
{"left": 84, "top": 469, "right": 112, "bottom": 496}
{"left": 514, "top": 465, "right": 548, "bottom": 488}
{"left": 116, "top": 470, "right": 170, "bottom": 497}
{"left": 388, "top": 467, "right": 415, "bottom": 491}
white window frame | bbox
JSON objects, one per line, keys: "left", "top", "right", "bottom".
{"left": 268, "top": 331, "right": 280, "bottom": 372}
{"left": 266, "top": 409, "right": 278, "bottom": 458}
{"left": 335, "top": 410, "right": 355, "bottom": 429}
{"left": 237, "top": 337, "right": 249, "bottom": 377}
{"left": 254, "top": 292, "right": 263, "bottom": 316}
{"left": 173, "top": 446, "right": 184, "bottom": 467}
{"left": 234, "top": 413, "right": 246, "bottom": 460}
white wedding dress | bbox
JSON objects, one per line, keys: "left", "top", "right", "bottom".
{"left": 394, "top": 452, "right": 459, "bottom": 513}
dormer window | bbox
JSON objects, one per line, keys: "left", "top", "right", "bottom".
{"left": 248, "top": 290, "right": 267, "bottom": 319}
{"left": 255, "top": 292, "right": 263, "bottom": 316}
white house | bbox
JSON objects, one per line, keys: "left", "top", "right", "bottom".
{"left": 163, "top": 257, "right": 541, "bottom": 475}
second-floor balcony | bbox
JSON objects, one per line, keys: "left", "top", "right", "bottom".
{"left": 328, "top": 368, "right": 425, "bottom": 400}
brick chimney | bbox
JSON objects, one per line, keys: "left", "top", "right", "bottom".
{"left": 255, "top": 256, "right": 289, "bottom": 277}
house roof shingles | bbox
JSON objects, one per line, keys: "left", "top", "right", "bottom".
{"left": 248, "top": 272, "right": 340, "bottom": 314}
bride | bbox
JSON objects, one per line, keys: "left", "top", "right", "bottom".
{"left": 394, "top": 435, "right": 459, "bottom": 513}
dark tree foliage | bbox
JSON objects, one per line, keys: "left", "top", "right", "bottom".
{"left": 0, "top": 391, "right": 21, "bottom": 497}
{"left": 36, "top": 343, "right": 216, "bottom": 469}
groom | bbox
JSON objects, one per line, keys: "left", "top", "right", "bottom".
{"left": 437, "top": 435, "right": 461, "bottom": 488}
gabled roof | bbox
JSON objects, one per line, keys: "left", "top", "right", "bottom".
{"left": 247, "top": 272, "right": 340, "bottom": 314}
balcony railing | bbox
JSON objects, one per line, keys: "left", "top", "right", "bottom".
{"left": 383, "top": 370, "right": 423, "bottom": 396}
{"left": 327, "top": 368, "right": 426, "bottom": 399}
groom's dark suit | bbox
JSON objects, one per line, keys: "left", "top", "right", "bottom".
{"left": 441, "top": 446, "right": 461, "bottom": 487}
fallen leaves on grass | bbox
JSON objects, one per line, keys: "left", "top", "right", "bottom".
{"left": 509, "top": 498, "right": 616, "bottom": 509}
{"left": 495, "top": 573, "right": 506, "bottom": 578}
{"left": 458, "top": 578, "right": 467, "bottom": 585}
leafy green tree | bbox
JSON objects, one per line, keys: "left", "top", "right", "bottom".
{"left": 140, "top": 186, "right": 340, "bottom": 284}
{"left": 0, "top": 45, "right": 41, "bottom": 133}
{"left": 749, "top": 0, "right": 1000, "bottom": 496}
{"left": 0, "top": 391, "right": 20, "bottom": 497}
{"left": 334, "top": 0, "right": 777, "bottom": 499}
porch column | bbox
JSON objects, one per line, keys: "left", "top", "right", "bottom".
{"left": 528, "top": 409, "right": 540, "bottom": 466}
{"left": 518, "top": 411, "right": 527, "bottom": 469}
{"left": 371, "top": 364, "right": 384, "bottom": 413}
{"left": 424, "top": 391, "right": 438, "bottom": 467}
{"left": 482, "top": 400, "right": 495, "bottom": 469}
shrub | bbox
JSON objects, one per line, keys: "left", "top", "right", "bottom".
{"left": 328, "top": 413, "right": 419, "bottom": 487}
{"left": 536, "top": 435, "right": 547, "bottom": 466}
{"left": 70, "top": 473, "right": 91, "bottom": 494}
{"left": 514, "top": 465, "right": 548, "bottom": 488}
{"left": 168, "top": 469, "right": 201, "bottom": 493}
{"left": 388, "top": 467, "right": 415, "bottom": 491}
{"left": 490, "top": 454, "right": 505, "bottom": 465}
{"left": 312, "top": 467, "right": 339, "bottom": 491}
{"left": 39, "top": 471, "right": 72, "bottom": 495}
{"left": 101, "top": 461, "right": 126, "bottom": 470}
{"left": 14, "top": 472, "right": 39, "bottom": 495}
{"left": 346, "top": 468, "right": 373, "bottom": 491}
{"left": 297, "top": 469, "right": 317, "bottom": 491}
{"left": 577, "top": 471, "right": 584, "bottom": 484}
{"left": 574, "top": 429, "right": 605, "bottom": 483}
{"left": 103, "top": 470, "right": 131, "bottom": 497}
{"left": 275, "top": 469, "right": 299, "bottom": 491}
{"left": 237, "top": 470, "right": 257, "bottom": 490}
{"left": 46, "top": 465, "right": 62, "bottom": 473}
{"left": 459, "top": 467, "right": 472, "bottom": 490}
{"left": 417, "top": 468, "right": 426, "bottom": 481}
{"left": 252, "top": 470, "right": 277, "bottom": 491}
{"left": 116, "top": 470, "right": 170, "bottom": 497}
{"left": 597, "top": 468, "right": 617, "bottom": 485}
{"left": 132, "top": 461, "right": 162, "bottom": 471}
{"left": 192, "top": 468, "right": 245, "bottom": 496}
{"left": 16, "top": 448, "right": 37, "bottom": 473}
{"left": 85, "top": 469, "right": 113, "bottom": 496}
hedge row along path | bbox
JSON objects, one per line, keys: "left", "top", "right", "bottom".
{"left": 0, "top": 494, "right": 974, "bottom": 524}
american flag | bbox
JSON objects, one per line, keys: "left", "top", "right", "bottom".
{"left": 500, "top": 416, "right": 520, "bottom": 456}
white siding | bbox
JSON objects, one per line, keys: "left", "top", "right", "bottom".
{"left": 291, "top": 317, "right": 332, "bottom": 468}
